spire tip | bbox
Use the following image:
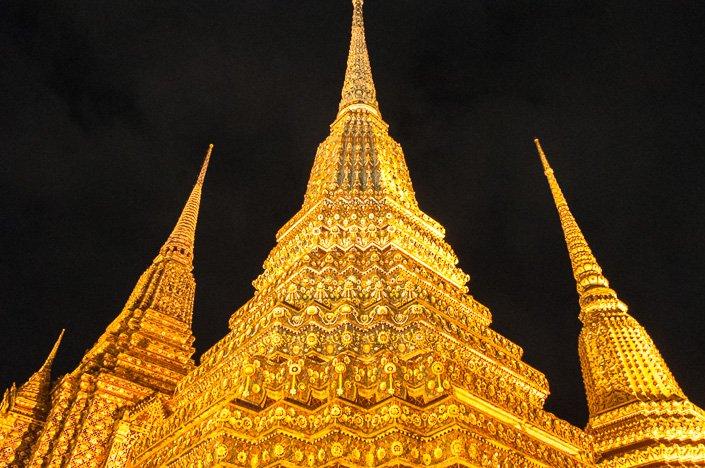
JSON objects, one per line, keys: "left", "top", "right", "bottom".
{"left": 159, "top": 145, "right": 213, "bottom": 263}
{"left": 533, "top": 138, "right": 552, "bottom": 173}
{"left": 43, "top": 329, "right": 65, "bottom": 369}
{"left": 339, "top": 0, "right": 379, "bottom": 114}
{"left": 536, "top": 141, "right": 618, "bottom": 307}
{"left": 196, "top": 144, "right": 214, "bottom": 185}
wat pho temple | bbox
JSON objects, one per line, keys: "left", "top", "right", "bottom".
{"left": 2, "top": 1, "right": 705, "bottom": 466}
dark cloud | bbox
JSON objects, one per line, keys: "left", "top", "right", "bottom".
{"left": 1, "top": 0, "right": 704, "bottom": 427}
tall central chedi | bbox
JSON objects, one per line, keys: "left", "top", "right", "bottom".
{"left": 119, "top": 1, "right": 592, "bottom": 466}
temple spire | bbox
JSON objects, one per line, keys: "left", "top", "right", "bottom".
{"left": 534, "top": 138, "right": 686, "bottom": 403}
{"left": 24, "top": 330, "right": 64, "bottom": 388}
{"left": 38, "top": 329, "right": 64, "bottom": 374}
{"left": 533, "top": 140, "right": 705, "bottom": 467}
{"left": 158, "top": 144, "right": 213, "bottom": 265}
{"left": 533, "top": 139, "right": 626, "bottom": 319}
{"left": 338, "top": 0, "right": 379, "bottom": 116}
{"left": 13, "top": 330, "right": 65, "bottom": 418}
{"left": 0, "top": 330, "right": 65, "bottom": 466}
{"left": 20, "top": 150, "right": 213, "bottom": 467}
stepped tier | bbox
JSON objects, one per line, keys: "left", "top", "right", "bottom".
{"left": 123, "top": 104, "right": 591, "bottom": 466}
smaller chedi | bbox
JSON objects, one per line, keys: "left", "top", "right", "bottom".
{"left": 0, "top": 331, "right": 63, "bottom": 465}
{"left": 0, "top": 144, "right": 212, "bottom": 468}
{"left": 535, "top": 139, "right": 705, "bottom": 466}
{"left": 1, "top": 1, "right": 705, "bottom": 467}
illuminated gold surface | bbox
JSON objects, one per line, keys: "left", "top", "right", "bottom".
{"left": 536, "top": 139, "right": 705, "bottom": 466}
{"left": 0, "top": 331, "right": 63, "bottom": 466}
{"left": 110, "top": 2, "right": 592, "bottom": 466}
{"left": 1, "top": 145, "right": 213, "bottom": 468}
{"left": 1, "top": 1, "right": 703, "bottom": 466}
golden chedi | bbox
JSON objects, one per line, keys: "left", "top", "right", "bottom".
{"left": 121, "top": 1, "right": 592, "bottom": 466}
{"left": 535, "top": 139, "right": 705, "bottom": 466}
{"left": 16, "top": 145, "right": 212, "bottom": 468}
{"left": 0, "top": 331, "right": 63, "bottom": 466}
{"left": 1, "top": 1, "right": 704, "bottom": 467}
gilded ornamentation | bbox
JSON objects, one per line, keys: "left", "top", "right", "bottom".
{"left": 1, "top": 2, "right": 703, "bottom": 467}
{"left": 536, "top": 139, "right": 705, "bottom": 465}
{"left": 120, "top": 2, "right": 592, "bottom": 466}
{"left": 0, "top": 331, "right": 63, "bottom": 467}
{"left": 14, "top": 146, "right": 212, "bottom": 467}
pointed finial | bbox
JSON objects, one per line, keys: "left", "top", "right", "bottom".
{"left": 197, "top": 143, "right": 213, "bottom": 185}
{"left": 338, "top": 0, "right": 379, "bottom": 115}
{"left": 41, "top": 329, "right": 65, "bottom": 371}
{"left": 534, "top": 138, "right": 552, "bottom": 174}
{"left": 158, "top": 144, "right": 214, "bottom": 265}
{"left": 534, "top": 139, "right": 625, "bottom": 318}
{"left": 10, "top": 329, "right": 65, "bottom": 417}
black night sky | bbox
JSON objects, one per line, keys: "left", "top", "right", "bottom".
{"left": 2, "top": 1, "right": 705, "bottom": 428}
